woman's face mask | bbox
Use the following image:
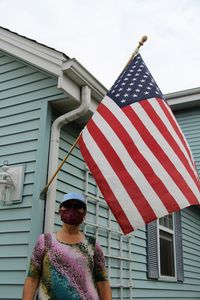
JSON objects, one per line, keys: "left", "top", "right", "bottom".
{"left": 60, "top": 203, "right": 86, "bottom": 225}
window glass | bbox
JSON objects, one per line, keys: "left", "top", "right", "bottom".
{"left": 159, "top": 230, "right": 175, "bottom": 276}
{"left": 159, "top": 214, "right": 175, "bottom": 277}
{"left": 159, "top": 214, "right": 173, "bottom": 229}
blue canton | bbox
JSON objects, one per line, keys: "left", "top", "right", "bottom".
{"left": 107, "top": 54, "right": 164, "bottom": 108}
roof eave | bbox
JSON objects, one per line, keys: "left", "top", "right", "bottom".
{"left": 165, "top": 87, "right": 200, "bottom": 111}
{"left": 0, "top": 26, "right": 107, "bottom": 105}
{"left": 0, "top": 26, "right": 66, "bottom": 77}
{"left": 62, "top": 59, "right": 107, "bottom": 102}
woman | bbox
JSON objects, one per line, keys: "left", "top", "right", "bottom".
{"left": 23, "top": 192, "right": 112, "bottom": 300}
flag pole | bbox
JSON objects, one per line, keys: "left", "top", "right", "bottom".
{"left": 40, "top": 35, "right": 148, "bottom": 199}
{"left": 124, "top": 35, "right": 148, "bottom": 70}
{"left": 40, "top": 134, "right": 80, "bottom": 199}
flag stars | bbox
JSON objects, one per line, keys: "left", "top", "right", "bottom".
{"left": 107, "top": 54, "right": 163, "bottom": 105}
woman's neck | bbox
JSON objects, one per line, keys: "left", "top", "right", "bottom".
{"left": 61, "top": 224, "right": 80, "bottom": 235}
{"left": 56, "top": 224, "right": 84, "bottom": 244}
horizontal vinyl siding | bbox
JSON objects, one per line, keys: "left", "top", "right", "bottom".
{"left": 175, "top": 107, "right": 200, "bottom": 174}
{"left": 0, "top": 50, "right": 65, "bottom": 299}
{"left": 55, "top": 123, "right": 87, "bottom": 214}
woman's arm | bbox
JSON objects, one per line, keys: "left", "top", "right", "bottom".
{"left": 22, "top": 234, "right": 46, "bottom": 299}
{"left": 96, "top": 280, "right": 112, "bottom": 300}
{"left": 22, "top": 276, "right": 39, "bottom": 300}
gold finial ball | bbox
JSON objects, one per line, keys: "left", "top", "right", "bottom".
{"left": 139, "top": 35, "right": 148, "bottom": 46}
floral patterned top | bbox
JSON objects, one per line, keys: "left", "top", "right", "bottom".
{"left": 28, "top": 233, "right": 108, "bottom": 300}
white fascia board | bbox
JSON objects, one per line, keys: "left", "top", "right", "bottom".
{"left": 0, "top": 28, "right": 107, "bottom": 107}
{"left": 62, "top": 59, "right": 107, "bottom": 102}
{"left": 165, "top": 87, "right": 200, "bottom": 110}
{"left": 0, "top": 28, "right": 65, "bottom": 76}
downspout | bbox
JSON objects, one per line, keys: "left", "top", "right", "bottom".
{"left": 44, "top": 85, "right": 91, "bottom": 233}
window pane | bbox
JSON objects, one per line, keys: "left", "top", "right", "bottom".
{"left": 159, "top": 230, "right": 175, "bottom": 276}
{"left": 159, "top": 217, "right": 164, "bottom": 227}
{"left": 159, "top": 214, "right": 173, "bottom": 229}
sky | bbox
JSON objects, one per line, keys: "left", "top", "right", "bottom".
{"left": 0, "top": 0, "right": 200, "bottom": 94}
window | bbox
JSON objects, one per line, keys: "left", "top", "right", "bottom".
{"left": 147, "top": 212, "right": 184, "bottom": 282}
{"left": 159, "top": 215, "right": 175, "bottom": 277}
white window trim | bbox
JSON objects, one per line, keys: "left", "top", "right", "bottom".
{"left": 157, "top": 214, "right": 177, "bottom": 280}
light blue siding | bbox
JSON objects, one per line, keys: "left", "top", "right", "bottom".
{"left": 0, "top": 50, "right": 65, "bottom": 299}
{"left": 175, "top": 107, "right": 200, "bottom": 174}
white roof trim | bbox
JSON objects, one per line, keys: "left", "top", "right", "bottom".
{"left": 62, "top": 59, "right": 107, "bottom": 100}
{"left": 0, "top": 27, "right": 65, "bottom": 76}
{"left": 0, "top": 27, "right": 107, "bottom": 102}
{"left": 165, "top": 87, "right": 200, "bottom": 110}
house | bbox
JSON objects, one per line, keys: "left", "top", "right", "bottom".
{"left": 0, "top": 26, "right": 200, "bottom": 299}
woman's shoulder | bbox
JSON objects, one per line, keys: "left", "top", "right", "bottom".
{"left": 36, "top": 232, "right": 54, "bottom": 247}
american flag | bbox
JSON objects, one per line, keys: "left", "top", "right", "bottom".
{"left": 79, "top": 54, "right": 200, "bottom": 234}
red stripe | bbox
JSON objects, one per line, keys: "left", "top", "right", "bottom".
{"left": 123, "top": 104, "right": 199, "bottom": 205}
{"left": 86, "top": 118, "right": 157, "bottom": 224}
{"left": 158, "top": 100, "right": 194, "bottom": 166}
{"left": 79, "top": 134, "right": 134, "bottom": 234}
{"left": 141, "top": 99, "right": 200, "bottom": 192}
{"left": 98, "top": 103, "right": 180, "bottom": 213}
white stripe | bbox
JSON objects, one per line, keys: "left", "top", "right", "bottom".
{"left": 151, "top": 100, "right": 195, "bottom": 171}
{"left": 133, "top": 100, "right": 200, "bottom": 199}
{"left": 103, "top": 96, "right": 191, "bottom": 208}
{"left": 81, "top": 127, "right": 144, "bottom": 229}
{"left": 92, "top": 111, "right": 168, "bottom": 217}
